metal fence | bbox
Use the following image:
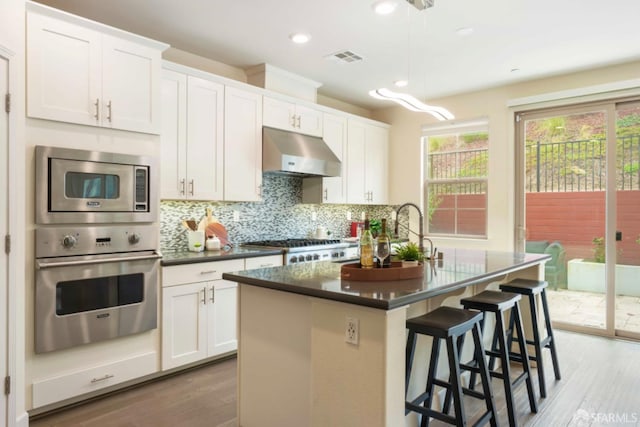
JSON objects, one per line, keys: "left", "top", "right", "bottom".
{"left": 428, "top": 148, "right": 487, "bottom": 194}
{"left": 524, "top": 134, "right": 640, "bottom": 192}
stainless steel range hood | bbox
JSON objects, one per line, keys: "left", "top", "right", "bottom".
{"left": 263, "top": 127, "right": 341, "bottom": 177}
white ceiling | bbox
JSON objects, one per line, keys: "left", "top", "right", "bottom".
{"left": 33, "top": 0, "right": 640, "bottom": 110}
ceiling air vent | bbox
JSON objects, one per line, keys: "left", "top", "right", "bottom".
{"left": 325, "top": 50, "right": 364, "bottom": 64}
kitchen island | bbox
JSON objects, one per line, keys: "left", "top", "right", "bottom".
{"left": 223, "top": 248, "right": 550, "bottom": 427}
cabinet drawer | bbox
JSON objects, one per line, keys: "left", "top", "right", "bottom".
{"left": 245, "top": 255, "right": 283, "bottom": 270}
{"left": 163, "top": 259, "right": 245, "bottom": 287}
{"left": 32, "top": 351, "right": 157, "bottom": 409}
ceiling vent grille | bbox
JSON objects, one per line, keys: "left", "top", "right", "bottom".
{"left": 326, "top": 50, "right": 364, "bottom": 63}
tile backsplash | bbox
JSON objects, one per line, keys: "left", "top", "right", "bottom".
{"left": 160, "top": 174, "right": 406, "bottom": 252}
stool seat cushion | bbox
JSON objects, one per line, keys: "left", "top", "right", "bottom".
{"left": 461, "top": 290, "right": 521, "bottom": 312}
{"left": 406, "top": 306, "right": 483, "bottom": 339}
{"left": 500, "top": 279, "right": 548, "bottom": 295}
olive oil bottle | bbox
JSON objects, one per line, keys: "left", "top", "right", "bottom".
{"left": 359, "top": 216, "right": 374, "bottom": 269}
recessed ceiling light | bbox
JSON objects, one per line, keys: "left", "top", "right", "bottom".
{"left": 394, "top": 80, "right": 408, "bottom": 87}
{"left": 455, "top": 27, "right": 474, "bottom": 36}
{"left": 372, "top": 1, "right": 397, "bottom": 15}
{"left": 289, "top": 33, "right": 311, "bottom": 44}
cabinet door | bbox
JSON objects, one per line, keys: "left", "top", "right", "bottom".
{"left": 160, "top": 69, "right": 187, "bottom": 200}
{"left": 346, "top": 119, "right": 368, "bottom": 204}
{"left": 162, "top": 282, "right": 208, "bottom": 370}
{"left": 296, "top": 104, "right": 323, "bottom": 137}
{"left": 27, "top": 12, "right": 101, "bottom": 126}
{"left": 102, "top": 35, "right": 162, "bottom": 134}
{"left": 263, "top": 96, "right": 295, "bottom": 131}
{"left": 322, "top": 113, "right": 347, "bottom": 203}
{"left": 186, "top": 76, "right": 224, "bottom": 200}
{"left": 365, "top": 125, "right": 389, "bottom": 204}
{"left": 208, "top": 280, "right": 238, "bottom": 356}
{"left": 224, "top": 86, "right": 263, "bottom": 201}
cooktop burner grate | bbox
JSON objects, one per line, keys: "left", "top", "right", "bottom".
{"left": 242, "top": 238, "right": 342, "bottom": 248}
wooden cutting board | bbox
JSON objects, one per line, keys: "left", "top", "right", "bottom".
{"left": 205, "top": 222, "right": 230, "bottom": 247}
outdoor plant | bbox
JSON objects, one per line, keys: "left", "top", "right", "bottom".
{"left": 592, "top": 237, "right": 605, "bottom": 263}
{"left": 393, "top": 242, "right": 425, "bottom": 263}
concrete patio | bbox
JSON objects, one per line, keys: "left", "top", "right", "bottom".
{"left": 547, "top": 288, "right": 640, "bottom": 333}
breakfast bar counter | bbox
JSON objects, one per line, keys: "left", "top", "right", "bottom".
{"left": 223, "top": 248, "right": 550, "bottom": 427}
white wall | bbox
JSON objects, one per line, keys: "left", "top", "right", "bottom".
{"left": 0, "top": 0, "right": 26, "bottom": 424}
{"left": 373, "top": 60, "right": 640, "bottom": 252}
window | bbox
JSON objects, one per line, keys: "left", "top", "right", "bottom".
{"left": 423, "top": 119, "right": 488, "bottom": 237}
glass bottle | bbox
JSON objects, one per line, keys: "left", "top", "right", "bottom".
{"left": 376, "top": 218, "right": 391, "bottom": 268}
{"left": 359, "top": 217, "right": 374, "bottom": 269}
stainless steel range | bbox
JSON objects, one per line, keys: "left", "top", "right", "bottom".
{"left": 242, "top": 239, "right": 358, "bottom": 265}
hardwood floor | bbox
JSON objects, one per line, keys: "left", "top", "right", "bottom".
{"left": 29, "top": 331, "right": 640, "bottom": 426}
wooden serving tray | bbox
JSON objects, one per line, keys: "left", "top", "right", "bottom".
{"left": 340, "top": 261, "right": 424, "bottom": 281}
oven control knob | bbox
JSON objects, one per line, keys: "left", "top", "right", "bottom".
{"left": 298, "top": 255, "right": 306, "bottom": 263}
{"left": 289, "top": 257, "right": 297, "bottom": 264}
{"left": 128, "top": 233, "right": 141, "bottom": 245}
{"left": 305, "top": 255, "right": 313, "bottom": 261}
{"left": 313, "top": 254, "right": 320, "bottom": 260}
{"left": 62, "top": 234, "right": 77, "bottom": 249}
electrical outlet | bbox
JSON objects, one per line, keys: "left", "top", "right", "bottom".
{"left": 345, "top": 317, "right": 359, "bottom": 345}
{"left": 233, "top": 211, "right": 240, "bottom": 222}
{"left": 346, "top": 211, "right": 352, "bottom": 221}
{"left": 311, "top": 211, "right": 317, "bottom": 221}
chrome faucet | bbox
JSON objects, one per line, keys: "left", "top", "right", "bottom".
{"left": 393, "top": 202, "right": 433, "bottom": 258}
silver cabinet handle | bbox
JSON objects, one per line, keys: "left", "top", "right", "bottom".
{"left": 91, "top": 374, "right": 114, "bottom": 384}
{"left": 257, "top": 184, "right": 262, "bottom": 197}
{"left": 106, "top": 100, "right": 112, "bottom": 122}
{"left": 94, "top": 98, "right": 100, "bottom": 120}
{"left": 209, "top": 286, "right": 215, "bottom": 303}
{"left": 180, "top": 179, "right": 186, "bottom": 195}
{"left": 189, "top": 179, "right": 194, "bottom": 196}
{"left": 201, "top": 287, "right": 206, "bottom": 304}
{"left": 290, "top": 114, "right": 296, "bottom": 128}
{"left": 200, "top": 270, "right": 217, "bottom": 275}
{"left": 324, "top": 188, "right": 328, "bottom": 201}
{"left": 296, "top": 115, "right": 301, "bottom": 128}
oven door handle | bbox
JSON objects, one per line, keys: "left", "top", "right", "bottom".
{"left": 36, "top": 253, "right": 162, "bottom": 269}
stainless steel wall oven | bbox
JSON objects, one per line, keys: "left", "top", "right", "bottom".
{"left": 35, "top": 225, "right": 160, "bottom": 353}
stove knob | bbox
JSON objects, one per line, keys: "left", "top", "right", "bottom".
{"left": 305, "top": 254, "right": 313, "bottom": 261}
{"left": 62, "top": 234, "right": 77, "bottom": 249}
{"left": 298, "top": 255, "right": 306, "bottom": 263}
{"left": 289, "top": 257, "right": 297, "bottom": 264}
{"left": 128, "top": 233, "right": 141, "bottom": 245}
{"left": 313, "top": 254, "right": 320, "bottom": 260}
{"left": 339, "top": 251, "right": 345, "bottom": 257}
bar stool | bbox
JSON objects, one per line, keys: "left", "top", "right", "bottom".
{"left": 499, "top": 279, "right": 561, "bottom": 398}
{"left": 405, "top": 306, "right": 498, "bottom": 427}
{"left": 460, "top": 290, "right": 538, "bottom": 427}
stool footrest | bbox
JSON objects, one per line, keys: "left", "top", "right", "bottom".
{"left": 405, "top": 401, "right": 457, "bottom": 425}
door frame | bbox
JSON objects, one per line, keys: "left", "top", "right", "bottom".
{"left": 513, "top": 93, "right": 640, "bottom": 340}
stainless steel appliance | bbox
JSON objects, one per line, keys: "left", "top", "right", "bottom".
{"left": 262, "top": 127, "right": 341, "bottom": 177}
{"left": 34, "top": 224, "right": 161, "bottom": 353}
{"left": 35, "top": 145, "right": 157, "bottom": 224}
{"left": 242, "top": 239, "right": 358, "bottom": 265}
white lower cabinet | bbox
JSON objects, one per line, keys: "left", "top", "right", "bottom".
{"left": 32, "top": 352, "right": 157, "bottom": 408}
{"left": 161, "top": 259, "right": 243, "bottom": 370}
{"left": 161, "top": 255, "right": 283, "bottom": 370}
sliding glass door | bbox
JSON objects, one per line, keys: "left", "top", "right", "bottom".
{"left": 516, "top": 98, "right": 640, "bottom": 339}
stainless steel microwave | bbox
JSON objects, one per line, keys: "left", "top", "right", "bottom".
{"left": 35, "top": 146, "right": 158, "bottom": 224}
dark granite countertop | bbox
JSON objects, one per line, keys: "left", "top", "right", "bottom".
{"left": 222, "top": 248, "right": 551, "bottom": 310}
{"left": 161, "top": 247, "right": 283, "bottom": 266}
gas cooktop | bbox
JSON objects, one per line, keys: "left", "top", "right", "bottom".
{"left": 242, "top": 238, "right": 345, "bottom": 250}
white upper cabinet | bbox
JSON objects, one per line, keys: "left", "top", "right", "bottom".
{"left": 263, "top": 96, "right": 323, "bottom": 137}
{"left": 161, "top": 68, "right": 224, "bottom": 200}
{"left": 302, "top": 113, "right": 347, "bottom": 204}
{"left": 224, "top": 86, "right": 263, "bottom": 202}
{"left": 346, "top": 119, "right": 389, "bottom": 205}
{"left": 26, "top": 5, "right": 166, "bottom": 134}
